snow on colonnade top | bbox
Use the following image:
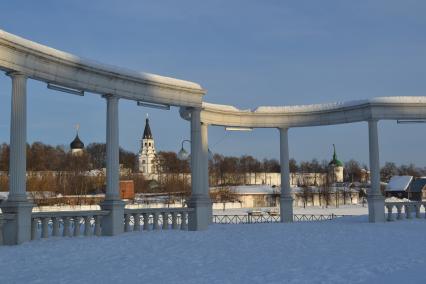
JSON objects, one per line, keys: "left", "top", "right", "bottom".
{"left": 0, "top": 29, "right": 203, "bottom": 91}
{"left": 203, "top": 97, "right": 426, "bottom": 114}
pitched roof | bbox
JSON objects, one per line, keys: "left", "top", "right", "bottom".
{"left": 386, "top": 176, "right": 413, "bottom": 192}
{"left": 411, "top": 178, "right": 426, "bottom": 193}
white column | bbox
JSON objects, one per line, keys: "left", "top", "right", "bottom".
{"left": 279, "top": 128, "right": 293, "bottom": 222}
{"left": 105, "top": 95, "right": 120, "bottom": 200}
{"left": 191, "top": 108, "right": 203, "bottom": 195}
{"left": 1, "top": 72, "right": 33, "bottom": 245}
{"left": 100, "top": 95, "right": 125, "bottom": 236}
{"left": 201, "top": 122, "right": 213, "bottom": 224}
{"left": 188, "top": 108, "right": 211, "bottom": 231}
{"left": 367, "top": 120, "right": 385, "bottom": 222}
{"left": 8, "top": 72, "right": 27, "bottom": 202}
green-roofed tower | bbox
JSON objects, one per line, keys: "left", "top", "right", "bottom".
{"left": 328, "top": 144, "right": 344, "bottom": 183}
{"left": 329, "top": 144, "right": 343, "bottom": 167}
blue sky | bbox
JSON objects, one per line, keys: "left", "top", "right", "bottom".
{"left": 1, "top": 0, "right": 425, "bottom": 166}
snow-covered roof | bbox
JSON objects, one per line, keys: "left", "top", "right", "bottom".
{"left": 386, "top": 176, "right": 413, "bottom": 192}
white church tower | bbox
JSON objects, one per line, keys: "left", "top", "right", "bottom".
{"left": 138, "top": 116, "right": 157, "bottom": 178}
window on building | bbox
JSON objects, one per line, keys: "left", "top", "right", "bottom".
{"left": 149, "top": 142, "right": 151, "bottom": 147}
{"left": 142, "top": 160, "right": 146, "bottom": 164}
{"left": 145, "top": 143, "right": 147, "bottom": 147}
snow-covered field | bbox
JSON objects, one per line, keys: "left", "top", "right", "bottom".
{"left": 1, "top": 215, "right": 426, "bottom": 283}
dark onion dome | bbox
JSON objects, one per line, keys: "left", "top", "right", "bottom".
{"left": 143, "top": 118, "right": 153, "bottom": 139}
{"left": 70, "top": 134, "right": 84, "bottom": 149}
{"left": 329, "top": 144, "right": 343, "bottom": 167}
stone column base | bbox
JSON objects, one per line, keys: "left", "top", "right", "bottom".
{"left": 187, "top": 195, "right": 211, "bottom": 231}
{"left": 368, "top": 195, "right": 385, "bottom": 223}
{"left": 280, "top": 197, "right": 294, "bottom": 223}
{"left": 0, "top": 200, "right": 34, "bottom": 245}
{"left": 100, "top": 199, "right": 125, "bottom": 236}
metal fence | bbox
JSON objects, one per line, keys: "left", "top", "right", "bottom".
{"left": 212, "top": 213, "right": 344, "bottom": 224}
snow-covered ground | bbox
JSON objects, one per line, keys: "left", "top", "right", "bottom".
{"left": 1, "top": 216, "right": 426, "bottom": 283}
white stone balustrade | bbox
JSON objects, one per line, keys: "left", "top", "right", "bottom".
{"left": 385, "top": 202, "right": 426, "bottom": 221}
{"left": 124, "top": 208, "right": 192, "bottom": 232}
{"left": 30, "top": 211, "right": 108, "bottom": 240}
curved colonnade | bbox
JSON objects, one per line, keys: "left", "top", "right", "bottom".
{"left": 0, "top": 29, "right": 425, "bottom": 244}
{"left": 181, "top": 97, "right": 426, "bottom": 223}
{"left": 0, "top": 29, "right": 206, "bottom": 244}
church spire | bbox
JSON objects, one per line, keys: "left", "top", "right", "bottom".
{"left": 329, "top": 144, "right": 343, "bottom": 167}
{"left": 143, "top": 115, "right": 153, "bottom": 139}
{"left": 333, "top": 144, "right": 337, "bottom": 160}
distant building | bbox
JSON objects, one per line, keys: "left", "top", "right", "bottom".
{"left": 328, "top": 144, "right": 344, "bottom": 183}
{"left": 70, "top": 125, "right": 84, "bottom": 156}
{"left": 385, "top": 176, "right": 426, "bottom": 201}
{"left": 210, "top": 184, "right": 361, "bottom": 210}
{"left": 235, "top": 145, "right": 347, "bottom": 187}
{"left": 138, "top": 116, "right": 157, "bottom": 178}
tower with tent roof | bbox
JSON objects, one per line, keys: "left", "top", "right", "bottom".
{"left": 138, "top": 115, "right": 157, "bottom": 177}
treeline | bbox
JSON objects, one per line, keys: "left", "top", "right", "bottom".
{"left": 380, "top": 162, "right": 426, "bottom": 182}
{"left": 0, "top": 142, "right": 137, "bottom": 172}
{"left": 1, "top": 142, "right": 425, "bottom": 184}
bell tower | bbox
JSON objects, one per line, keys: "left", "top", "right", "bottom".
{"left": 138, "top": 115, "right": 157, "bottom": 177}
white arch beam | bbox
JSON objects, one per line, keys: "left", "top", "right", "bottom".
{"left": 0, "top": 29, "right": 205, "bottom": 107}
{"left": 197, "top": 98, "right": 426, "bottom": 128}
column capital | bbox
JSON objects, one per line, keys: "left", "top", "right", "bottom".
{"left": 190, "top": 107, "right": 202, "bottom": 113}
{"left": 6, "top": 71, "right": 27, "bottom": 79}
{"left": 102, "top": 94, "right": 119, "bottom": 101}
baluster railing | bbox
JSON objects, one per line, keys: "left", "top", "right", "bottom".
{"left": 30, "top": 210, "right": 108, "bottom": 241}
{"left": 172, "top": 212, "right": 178, "bottom": 229}
{"left": 84, "top": 216, "right": 92, "bottom": 236}
{"left": 415, "top": 203, "right": 421, "bottom": 218}
{"left": 124, "top": 214, "right": 131, "bottom": 232}
{"left": 41, "top": 217, "right": 50, "bottom": 238}
{"left": 31, "top": 218, "right": 39, "bottom": 240}
{"left": 180, "top": 211, "right": 188, "bottom": 230}
{"left": 162, "top": 212, "right": 169, "bottom": 230}
{"left": 424, "top": 203, "right": 426, "bottom": 219}
{"left": 133, "top": 213, "right": 141, "bottom": 231}
{"left": 386, "top": 204, "right": 394, "bottom": 221}
{"left": 73, "top": 217, "right": 81, "bottom": 236}
{"left": 142, "top": 213, "right": 150, "bottom": 231}
{"left": 153, "top": 212, "right": 160, "bottom": 230}
{"left": 385, "top": 201, "right": 426, "bottom": 222}
{"left": 52, "top": 217, "right": 60, "bottom": 237}
{"left": 0, "top": 216, "right": 4, "bottom": 245}
{"left": 396, "top": 204, "right": 403, "bottom": 220}
{"left": 124, "top": 208, "right": 193, "bottom": 232}
{"left": 94, "top": 215, "right": 102, "bottom": 236}
{"left": 63, "top": 217, "right": 71, "bottom": 237}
